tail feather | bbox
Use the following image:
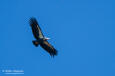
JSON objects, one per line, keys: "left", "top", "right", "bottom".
{"left": 32, "top": 41, "right": 39, "bottom": 47}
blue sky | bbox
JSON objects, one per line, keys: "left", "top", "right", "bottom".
{"left": 0, "top": 0, "right": 115, "bottom": 76}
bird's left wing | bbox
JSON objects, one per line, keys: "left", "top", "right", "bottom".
{"left": 30, "top": 18, "right": 44, "bottom": 39}
{"left": 40, "top": 40, "right": 58, "bottom": 57}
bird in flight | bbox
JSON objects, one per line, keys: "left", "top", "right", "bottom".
{"left": 29, "top": 17, "right": 57, "bottom": 57}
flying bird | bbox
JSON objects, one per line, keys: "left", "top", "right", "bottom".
{"left": 29, "top": 17, "right": 57, "bottom": 57}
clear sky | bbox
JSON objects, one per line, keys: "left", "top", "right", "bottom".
{"left": 0, "top": 0, "right": 115, "bottom": 76}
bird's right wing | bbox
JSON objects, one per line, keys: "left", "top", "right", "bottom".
{"left": 40, "top": 40, "right": 58, "bottom": 57}
{"left": 29, "top": 18, "right": 44, "bottom": 39}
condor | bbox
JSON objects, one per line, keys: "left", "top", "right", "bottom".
{"left": 29, "top": 17, "right": 57, "bottom": 57}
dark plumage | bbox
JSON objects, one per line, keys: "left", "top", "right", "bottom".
{"left": 29, "top": 17, "right": 57, "bottom": 57}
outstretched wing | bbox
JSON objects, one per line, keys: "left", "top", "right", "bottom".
{"left": 40, "top": 40, "right": 58, "bottom": 57}
{"left": 29, "top": 18, "right": 44, "bottom": 39}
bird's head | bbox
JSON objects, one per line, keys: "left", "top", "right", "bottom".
{"left": 44, "top": 37, "right": 50, "bottom": 40}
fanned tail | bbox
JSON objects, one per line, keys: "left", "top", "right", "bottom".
{"left": 32, "top": 40, "right": 39, "bottom": 47}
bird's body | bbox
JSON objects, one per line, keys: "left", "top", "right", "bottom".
{"left": 29, "top": 17, "right": 57, "bottom": 57}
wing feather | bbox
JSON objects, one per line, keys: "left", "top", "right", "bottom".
{"left": 29, "top": 18, "right": 44, "bottom": 39}
{"left": 40, "top": 40, "right": 58, "bottom": 57}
